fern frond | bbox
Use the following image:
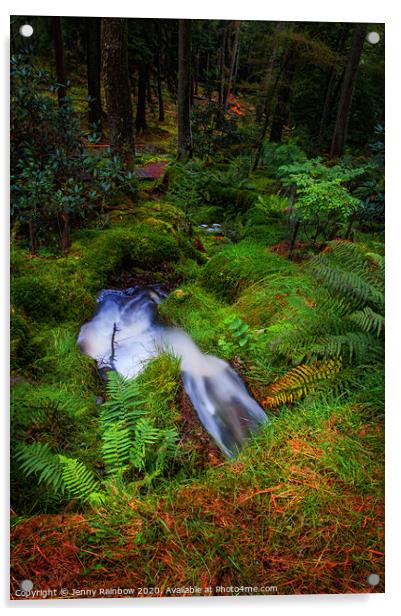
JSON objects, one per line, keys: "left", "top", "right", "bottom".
{"left": 129, "top": 418, "right": 161, "bottom": 470}
{"left": 101, "top": 421, "right": 132, "bottom": 475}
{"left": 57, "top": 455, "right": 101, "bottom": 502}
{"left": 309, "top": 241, "right": 384, "bottom": 311}
{"left": 309, "top": 263, "right": 383, "bottom": 310}
{"left": 101, "top": 372, "right": 145, "bottom": 433}
{"left": 263, "top": 359, "right": 342, "bottom": 408}
{"left": 349, "top": 306, "right": 384, "bottom": 337}
{"left": 15, "top": 442, "right": 64, "bottom": 492}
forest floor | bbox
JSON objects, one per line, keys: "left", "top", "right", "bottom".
{"left": 10, "top": 98, "right": 384, "bottom": 598}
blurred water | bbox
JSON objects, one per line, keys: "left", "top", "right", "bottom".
{"left": 78, "top": 287, "right": 267, "bottom": 457}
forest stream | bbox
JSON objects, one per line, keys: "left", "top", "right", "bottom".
{"left": 77, "top": 286, "right": 268, "bottom": 458}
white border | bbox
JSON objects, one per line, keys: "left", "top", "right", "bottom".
{"left": 2, "top": 1, "right": 401, "bottom": 613}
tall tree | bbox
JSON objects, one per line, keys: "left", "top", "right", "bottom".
{"left": 156, "top": 47, "right": 165, "bottom": 122}
{"left": 52, "top": 17, "right": 67, "bottom": 106}
{"left": 101, "top": 18, "right": 134, "bottom": 167}
{"left": 218, "top": 22, "right": 228, "bottom": 105}
{"left": 269, "top": 49, "right": 296, "bottom": 142}
{"left": 224, "top": 21, "right": 241, "bottom": 107}
{"left": 86, "top": 17, "right": 103, "bottom": 131}
{"left": 252, "top": 22, "right": 285, "bottom": 170}
{"left": 136, "top": 63, "right": 148, "bottom": 133}
{"left": 177, "top": 19, "right": 192, "bottom": 160}
{"left": 317, "top": 24, "right": 350, "bottom": 149}
{"left": 330, "top": 23, "right": 367, "bottom": 157}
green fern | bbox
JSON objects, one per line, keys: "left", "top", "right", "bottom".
{"left": 15, "top": 442, "right": 102, "bottom": 503}
{"left": 58, "top": 455, "right": 101, "bottom": 502}
{"left": 349, "top": 306, "right": 384, "bottom": 337}
{"left": 101, "top": 422, "right": 132, "bottom": 475}
{"left": 100, "top": 371, "right": 145, "bottom": 433}
{"left": 265, "top": 241, "right": 384, "bottom": 407}
{"left": 129, "top": 418, "right": 160, "bottom": 470}
{"left": 15, "top": 442, "right": 64, "bottom": 492}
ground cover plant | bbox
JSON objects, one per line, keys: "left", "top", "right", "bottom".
{"left": 10, "top": 16, "right": 384, "bottom": 599}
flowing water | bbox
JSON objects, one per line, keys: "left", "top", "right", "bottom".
{"left": 77, "top": 287, "right": 268, "bottom": 458}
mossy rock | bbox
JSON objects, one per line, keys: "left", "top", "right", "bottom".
{"left": 80, "top": 224, "right": 181, "bottom": 289}
{"left": 242, "top": 223, "right": 286, "bottom": 246}
{"left": 11, "top": 265, "right": 95, "bottom": 325}
{"left": 205, "top": 184, "right": 257, "bottom": 212}
{"left": 11, "top": 275, "right": 67, "bottom": 322}
{"left": 10, "top": 305, "right": 44, "bottom": 372}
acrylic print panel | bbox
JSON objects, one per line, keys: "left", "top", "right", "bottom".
{"left": 10, "top": 15, "right": 384, "bottom": 600}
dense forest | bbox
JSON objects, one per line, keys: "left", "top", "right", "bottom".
{"left": 10, "top": 16, "right": 384, "bottom": 598}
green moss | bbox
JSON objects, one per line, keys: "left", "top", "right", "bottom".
{"left": 78, "top": 224, "right": 181, "bottom": 290}
{"left": 34, "top": 327, "right": 97, "bottom": 395}
{"left": 207, "top": 185, "right": 257, "bottom": 211}
{"left": 234, "top": 272, "right": 316, "bottom": 327}
{"left": 199, "top": 239, "right": 298, "bottom": 301}
{"left": 242, "top": 223, "right": 286, "bottom": 245}
{"left": 10, "top": 306, "right": 39, "bottom": 372}
{"left": 158, "top": 283, "right": 236, "bottom": 354}
{"left": 135, "top": 354, "right": 182, "bottom": 431}
{"left": 10, "top": 250, "right": 95, "bottom": 325}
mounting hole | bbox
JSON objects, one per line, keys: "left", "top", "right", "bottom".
{"left": 367, "top": 573, "right": 380, "bottom": 586}
{"left": 366, "top": 31, "right": 380, "bottom": 44}
{"left": 19, "top": 24, "right": 34, "bottom": 38}
{"left": 20, "top": 579, "right": 33, "bottom": 591}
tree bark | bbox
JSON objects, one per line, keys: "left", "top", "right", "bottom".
{"left": 177, "top": 19, "right": 192, "bottom": 160}
{"left": 136, "top": 63, "right": 148, "bottom": 133}
{"left": 330, "top": 23, "right": 366, "bottom": 157}
{"left": 269, "top": 51, "right": 296, "bottom": 142}
{"left": 101, "top": 18, "right": 134, "bottom": 167}
{"left": 218, "top": 23, "right": 227, "bottom": 105}
{"left": 156, "top": 50, "right": 165, "bottom": 122}
{"left": 60, "top": 212, "right": 71, "bottom": 252}
{"left": 52, "top": 17, "right": 67, "bottom": 107}
{"left": 86, "top": 17, "right": 103, "bottom": 130}
{"left": 317, "top": 24, "right": 350, "bottom": 149}
{"left": 224, "top": 21, "right": 241, "bottom": 107}
{"left": 252, "top": 23, "right": 286, "bottom": 170}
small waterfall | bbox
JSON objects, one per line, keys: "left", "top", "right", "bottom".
{"left": 77, "top": 287, "right": 268, "bottom": 458}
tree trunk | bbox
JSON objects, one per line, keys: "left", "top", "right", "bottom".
{"left": 136, "top": 64, "right": 148, "bottom": 133}
{"left": 28, "top": 220, "right": 37, "bottom": 255}
{"left": 317, "top": 24, "right": 350, "bottom": 149}
{"left": 60, "top": 212, "right": 71, "bottom": 252}
{"left": 218, "top": 23, "right": 227, "bottom": 105}
{"left": 52, "top": 17, "right": 67, "bottom": 106}
{"left": 194, "top": 50, "right": 200, "bottom": 95}
{"left": 86, "top": 17, "right": 103, "bottom": 131}
{"left": 330, "top": 23, "right": 366, "bottom": 157}
{"left": 177, "top": 19, "right": 192, "bottom": 160}
{"left": 252, "top": 24, "right": 286, "bottom": 170}
{"left": 269, "top": 51, "right": 296, "bottom": 142}
{"left": 289, "top": 219, "right": 300, "bottom": 260}
{"left": 156, "top": 50, "right": 165, "bottom": 121}
{"left": 224, "top": 21, "right": 241, "bottom": 107}
{"left": 101, "top": 18, "right": 134, "bottom": 167}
